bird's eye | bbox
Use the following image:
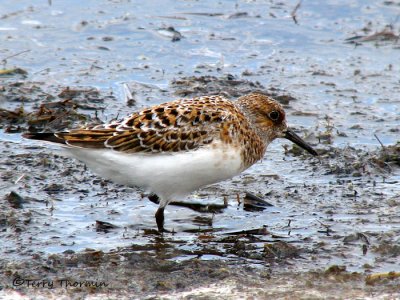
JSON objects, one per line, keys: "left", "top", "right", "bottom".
{"left": 269, "top": 110, "right": 280, "bottom": 121}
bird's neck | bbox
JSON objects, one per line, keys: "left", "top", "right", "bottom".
{"left": 236, "top": 99, "right": 274, "bottom": 146}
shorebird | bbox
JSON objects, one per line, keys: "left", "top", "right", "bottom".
{"left": 23, "top": 92, "right": 317, "bottom": 232}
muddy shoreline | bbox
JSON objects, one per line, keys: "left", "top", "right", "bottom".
{"left": 1, "top": 79, "right": 399, "bottom": 299}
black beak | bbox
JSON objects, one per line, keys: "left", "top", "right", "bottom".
{"left": 284, "top": 128, "right": 318, "bottom": 156}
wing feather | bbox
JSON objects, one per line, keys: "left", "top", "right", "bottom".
{"left": 53, "top": 95, "right": 238, "bottom": 153}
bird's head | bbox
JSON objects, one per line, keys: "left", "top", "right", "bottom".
{"left": 237, "top": 93, "right": 318, "bottom": 156}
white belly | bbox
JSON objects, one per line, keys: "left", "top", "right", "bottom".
{"left": 66, "top": 143, "right": 244, "bottom": 205}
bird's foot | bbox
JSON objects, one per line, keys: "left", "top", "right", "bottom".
{"left": 157, "top": 227, "right": 172, "bottom": 234}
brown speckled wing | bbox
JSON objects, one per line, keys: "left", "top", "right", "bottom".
{"left": 57, "top": 95, "right": 235, "bottom": 153}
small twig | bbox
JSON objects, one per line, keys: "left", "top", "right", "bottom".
{"left": 236, "top": 193, "right": 241, "bottom": 205}
{"left": 32, "top": 67, "right": 50, "bottom": 75}
{"left": 223, "top": 196, "right": 228, "bottom": 207}
{"left": 1, "top": 50, "right": 31, "bottom": 65}
{"left": 374, "top": 134, "right": 386, "bottom": 150}
{"left": 317, "top": 220, "right": 332, "bottom": 236}
{"left": 291, "top": 0, "right": 302, "bottom": 25}
{"left": 374, "top": 133, "right": 392, "bottom": 173}
{"left": 122, "top": 83, "right": 136, "bottom": 106}
{"left": 123, "top": 83, "right": 133, "bottom": 101}
{"left": 14, "top": 174, "right": 25, "bottom": 184}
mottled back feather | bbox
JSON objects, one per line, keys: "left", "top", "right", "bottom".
{"left": 55, "top": 95, "right": 251, "bottom": 154}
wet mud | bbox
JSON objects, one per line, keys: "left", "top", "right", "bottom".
{"left": 1, "top": 0, "right": 400, "bottom": 299}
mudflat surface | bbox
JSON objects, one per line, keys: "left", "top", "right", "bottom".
{"left": 1, "top": 0, "right": 399, "bottom": 299}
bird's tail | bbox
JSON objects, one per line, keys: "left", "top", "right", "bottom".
{"left": 22, "top": 132, "right": 67, "bottom": 145}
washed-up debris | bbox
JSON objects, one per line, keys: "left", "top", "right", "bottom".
{"left": 243, "top": 192, "right": 273, "bottom": 212}
{"left": 43, "top": 183, "right": 65, "bottom": 193}
{"left": 148, "top": 193, "right": 227, "bottom": 213}
{"left": 365, "top": 271, "right": 400, "bottom": 285}
{"left": 58, "top": 87, "right": 98, "bottom": 99}
{"left": 171, "top": 75, "right": 296, "bottom": 106}
{"left": 325, "top": 265, "right": 347, "bottom": 275}
{"left": 0, "top": 68, "right": 28, "bottom": 77}
{"left": 226, "top": 226, "right": 270, "bottom": 236}
{"left": 122, "top": 83, "right": 136, "bottom": 107}
{"left": 264, "top": 241, "right": 300, "bottom": 259}
{"left": 1, "top": 49, "right": 30, "bottom": 62}
{"left": 27, "top": 100, "right": 88, "bottom": 132}
{"left": 227, "top": 12, "right": 249, "bottom": 19}
{"left": 171, "top": 74, "right": 267, "bottom": 98}
{"left": 291, "top": 0, "right": 302, "bottom": 25}
{"left": 343, "top": 232, "right": 370, "bottom": 245}
{"left": 156, "top": 26, "right": 182, "bottom": 42}
{"left": 192, "top": 215, "right": 213, "bottom": 226}
{"left": 375, "top": 141, "right": 400, "bottom": 167}
{"left": 371, "top": 240, "right": 400, "bottom": 257}
{"left": 0, "top": 50, "right": 30, "bottom": 79}
{"left": 317, "top": 220, "right": 334, "bottom": 236}
{"left": 284, "top": 134, "right": 317, "bottom": 157}
{"left": 95, "top": 220, "right": 119, "bottom": 232}
{"left": 299, "top": 141, "right": 400, "bottom": 178}
{"left": 345, "top": 27, "right": 399, "bottom": 45}
{"left": 124, "top": 81, "right": 171, "bottom": 105}
{"left": 274, "top": 94, "right": 297, "bottom": 105}
{"left": 0, "top": 83, "right": 113, "bottom": 132}
{"left": 169, "top": 201, "right": 227, "bottom": 213}
{"left": 58, "top": 87, "right": 107, "bottom": 110}
{"left": 0, "top": 107, "right": 26, "bottom": 124}
{"left": 220, "top": 236, "right": 265, "bottom": 259}
{"left": 5, "top": 191, "right": 27, "bottom": 209}
{"left": 80, "top": 249, "right": 105, "bottom": 266}
{"left": 97, "top": 46, "right": 110, "bottom": 51}
{"left": 181, "top": 12, "right": 224, "bottom": 17}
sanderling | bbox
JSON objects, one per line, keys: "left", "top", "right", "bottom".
{"left": 23, "top": 92, "right": 317, "bottom": 232}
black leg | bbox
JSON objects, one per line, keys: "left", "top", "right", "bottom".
{"left": 155, "top": 206, "right": 166, "bottom": 233}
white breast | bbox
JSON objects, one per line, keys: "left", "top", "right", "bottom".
{"left": 66, "top": 142, "right": 244, "bottom": 205}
